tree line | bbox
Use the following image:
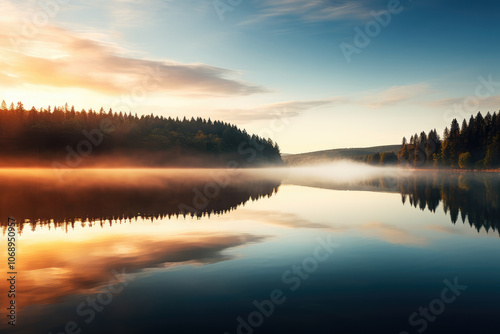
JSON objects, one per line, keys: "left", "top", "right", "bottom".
{"left": 360, "top": 151, "right": 398, "bottom": 165}
{"left": 398, "top": 111, "right": 500, "bottom": 169}
{"left": 0, "top": 101, "right": 283, "bottom": 166}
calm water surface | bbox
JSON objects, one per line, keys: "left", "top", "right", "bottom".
{"left": 1, "top": 167, "right": 499, "bottom": 334}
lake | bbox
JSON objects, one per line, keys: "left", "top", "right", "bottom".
{"left": 1, "top": 166, "right": 499, "bottom": 334}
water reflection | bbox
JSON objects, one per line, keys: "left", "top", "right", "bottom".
{"left": 1, "top": 168, "right": 500, "bottom": 333}
{"left": 0, "top": 169, "right": 281, "bottom": 233}
{"left": 283, "top": 169, "right": 500, "bottom": 237}
{"left": 398, "top": 172, "right": 500, "bottom": 235}
{"left": 14, "top": 232, "right": 266, "bottom": 307}
{"left": 3, "top": 168, "right": 498, "bottom": 237}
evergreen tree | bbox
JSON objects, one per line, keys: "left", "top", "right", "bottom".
{"left": 484, "top": 135, "right": 500, "bottom": 168}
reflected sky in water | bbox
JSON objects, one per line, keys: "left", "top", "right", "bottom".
{"left": 1, "top": 168, "right": 500, "bottom": 334}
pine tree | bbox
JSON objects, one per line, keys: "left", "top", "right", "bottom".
{"left": 448, "top": 119, "right": 460, "bottom": 167}
{"left": 484, "top": 135, "right": 500, "bottom": 168}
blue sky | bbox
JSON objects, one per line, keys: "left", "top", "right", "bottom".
{"left": 1, "top": 0, "right": 500, "bottom": 153}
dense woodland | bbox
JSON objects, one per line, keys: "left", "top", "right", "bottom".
{"left": 0, "top": 101, "right": 283, "bottom": 167}
{"left": 398, "top": 112, "right": 500, "bottom": 169}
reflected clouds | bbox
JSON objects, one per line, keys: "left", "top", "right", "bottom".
{"left": 9, "top": 232, "right": 267, "bottom": 307}
{"left": 358, "top": 222, "right": 428, "bottom": 246}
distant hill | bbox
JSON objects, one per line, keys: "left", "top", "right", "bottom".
{"left": 283, "top": 145, "right": 401, "bottom": 166}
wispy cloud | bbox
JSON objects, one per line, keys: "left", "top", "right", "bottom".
{"left": 358, "top": 83, "right": 433, "bottom": 108}
{"left": 241, "top": 0, "right": 373, "bottom": 25}
{"left": 212, "top": 83, "right": 434, "bottom": 122}
{"left": 214, "top": 97, "right": 346, "bottom": 121}
{"left": 427, "top": 95, "right": 500, "bottom": 109}
{"left": 77, "top": 0, "right": 169, "bottom": 29}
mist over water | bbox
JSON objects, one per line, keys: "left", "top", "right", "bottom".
{"left": 0, "top": 163, "right": 410, "bottom": 235}
{"left": 283, "top": 160, "right": 403, "bottom": 183}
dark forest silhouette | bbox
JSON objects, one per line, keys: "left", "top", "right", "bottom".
{"left": 0, "top": 101, "right": 283, "bottom": 167}
{"left": 355, "top": 112, "right": 500, "bottom": 168}
{"left": 398, "top": 112, "right": 500, "bottom": 169}
{"left": 0, "top": 170, "right": 281, "bottom": 234}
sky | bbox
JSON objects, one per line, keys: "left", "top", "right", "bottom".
{"left": 1, "top": 0, "right": 500, "bottom": 153}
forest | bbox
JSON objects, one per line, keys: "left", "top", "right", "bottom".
{"left": 393, "top": 112, "right": 500, "bottom": 169}
{"left": 355, "top": 112, "right": 500, "bottom": 169}
{"left": 0, "top": 101, "right": 283, "bottom": 167}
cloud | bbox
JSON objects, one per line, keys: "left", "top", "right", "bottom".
{"left": 104, "top": 0, "right": 158, "bottom": 28}
{"left": 0, "top": 17, "right": 267, "bottom": 96}
{"left": 211, "top": 83, "right": 433, "bottom": 122}
{"left": 358, "top": 83, "right": 433, "bottom": 108}
{"left": 427, "top": 97, "right": 468, "bottom": 107}
{"left": 427, "top": 95, "right": 500, "bottom": 109}
{"left": 241, "top": 0, "right": 373, "bottom": 25}
{"left": 75, "top": 0, "right": 170, "bottom": 29}
{"left": 214, "top": 97, "right": 346, "bottom": 121}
